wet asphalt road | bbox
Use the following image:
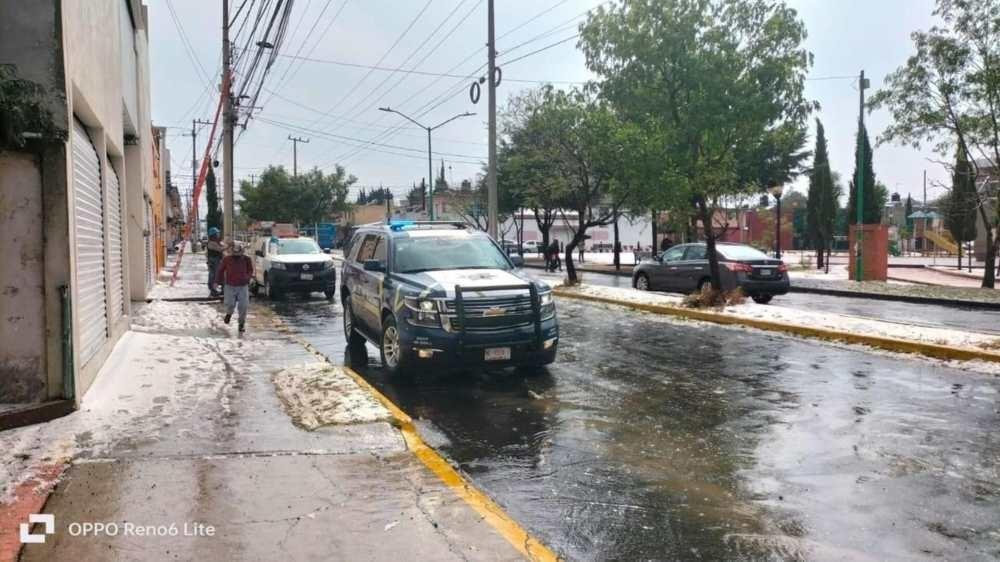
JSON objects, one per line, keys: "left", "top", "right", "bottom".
{"left": 265, "top": 294, "right": 1000, "bottom": 561}
{"left": 524, "top": 268, "right": 1000, "bottom": 336}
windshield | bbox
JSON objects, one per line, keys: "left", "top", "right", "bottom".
{"left": 393, "top": 236, "right": 511, "bottom": 273}
{"left": 718, "top": 244, "right": 770, "bottom": 261}
{"left": 276, "top": 239, "right": 322, "bottom": 255}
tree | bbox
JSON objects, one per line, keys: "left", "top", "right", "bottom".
{"left": 806, "top": 119, "right": 838, "bottom": 268}
{"left": 205, "top": 167, "right": 222, "bottom": 234}
{"left": 434, "top": 159, "right": 449, "bottom": 193}
{"left": 499, "top": 90, "right": 567, "bottom": 256}
{"left": 239, "top": 165, "right": 355, "bottom": 224}
{"left": 904, "top": 195, "right": 914, "bottom": 231}
{"left": 845, "top": 124, "right": 881, "bottom": 224}
{"left": 580, "top": 0, "right": 813, "bottom": 291}
{"left": 945, "top": 145, "right": 979, "bottom": 268}
{"left": 869, "top": 0, "right": 1000, "bottom": 288}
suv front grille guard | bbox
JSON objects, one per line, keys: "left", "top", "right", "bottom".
{"left": 453, "top": 283, "right": 542, "bottom": 352}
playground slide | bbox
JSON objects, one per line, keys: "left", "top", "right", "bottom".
{"left": 924, "top": 230, "right": 958, "bottom": 254}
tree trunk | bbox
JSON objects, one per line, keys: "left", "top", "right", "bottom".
{"left": 565, "top": 232, "right": 586, "bottom": 284}
{"left": 613, "top": 213, "right": 621, "bottom": 271}
{"left": 816, "top": 244, "right": 824, "bottom": 269}
{"left": 650, "top": 209, "right": 658, "bottom": 252}
{"left": 957, "top": 242, "right": 962, "bottom": 270}
{"left": 697, "top": 199, "right": 723, "bottom": 291}
{"left": 978, "top": 205, "right": 996, "bottom": 288}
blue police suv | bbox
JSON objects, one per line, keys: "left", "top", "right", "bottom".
{"left": 340, "top": 221, "right": 559, "bottom": 376}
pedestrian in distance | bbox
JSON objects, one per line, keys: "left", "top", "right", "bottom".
{"left": 215, "top": 241, "right": 254, "bottom": 333}
{"left": 205, "top": 227, "right": 225, "bottom": 297}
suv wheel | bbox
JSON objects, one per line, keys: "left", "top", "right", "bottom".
{"left": 342, "top": 299, "right": 366, "bottom": 347}
{"left": 751, "top": 294, "right": 773, "bottom": 304}
{"left": 379, "top": 315, "right": 411, "bottom": 376}
{"left": 265, "top": 276, "right": 282, "bottom": 300}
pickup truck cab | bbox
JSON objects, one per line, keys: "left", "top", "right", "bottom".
{"left": 340, "top": 221, "right": 559, "bottom": 376}
{"left": 250, "top": 236, "right": 336, "bottom": 300}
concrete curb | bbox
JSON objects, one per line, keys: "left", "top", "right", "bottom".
{"left": 552, "top": 288, "right": 1000, "bottom": 365}
{"left": 263, "top": 311, "right": 560, "bottom": 562}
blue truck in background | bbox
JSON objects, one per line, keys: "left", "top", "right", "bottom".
{"left": 299, "top": 223, "right": 337, "bottom": 250}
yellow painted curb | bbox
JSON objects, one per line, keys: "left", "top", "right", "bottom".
{"left": 553, "top": 288, "right": 1000, "bottom": 365}
{"left": 264, "top": 312, "right": 559, "bottom": 562}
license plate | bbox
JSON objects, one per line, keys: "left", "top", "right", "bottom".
{"left": 300, "top": 273, "right": 314, "bottom": 280}
{"left": 484, "top": 347, "right": 511, "bottom": 361}
{"left": 758, "top": 268, "right": 772, "bottom": 277}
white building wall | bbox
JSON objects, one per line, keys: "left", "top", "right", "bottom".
{"left": 503, "top": 210, "right": 654, "bottom": 251}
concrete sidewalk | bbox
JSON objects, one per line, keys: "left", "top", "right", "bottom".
{"left": 1, "top": 255, "right": 523, "bottom": 561}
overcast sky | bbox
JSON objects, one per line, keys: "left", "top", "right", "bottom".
{"left": 148, "top": 0, "right": 948, "bottom": 214}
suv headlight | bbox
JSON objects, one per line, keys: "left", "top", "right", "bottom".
{"left": 271, "top": 261, "right": 287, "bottom": 270}
{"left": 404, "top": 297, "right": 441, "bottom": 327}
{"left": 539, "top": 291, "right": 555, "bottom": 319}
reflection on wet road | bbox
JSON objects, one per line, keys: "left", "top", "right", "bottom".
{"left": 266, "top": 293, "right": 1000, "bottom": 561}
{"left": 524, "top": 268, "right": 1000, "bottom": 335}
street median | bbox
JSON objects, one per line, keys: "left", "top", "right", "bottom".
{"left": 553, "top": 285, "right": 1000, "bottom": 366}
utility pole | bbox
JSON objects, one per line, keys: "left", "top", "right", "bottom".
{"left": 486, "top": 0, "right": 498, "bottom": 239}
{"left": 379, "top": 107, "right": 474, "bottom": 221}
{"left": 854, "top": 69, "right": 869, "bottom": 282}
{"left": 288, "top": 135, "right": 309, "bottom": 176}
{"left": 222, "top": 0, "right": 234, "bottom": 241}
{"left": 190, "top": 118, "right": 212, "bottom": 242}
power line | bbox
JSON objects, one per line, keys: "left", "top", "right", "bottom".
{"left": 264, "top": 51, "right": 585, "bottom": 84}
{"left": 255, "top": 116, "right": 485, "bottom": 161}
{"left": 501, "top": 33, "right": 579, "bottom": 66}
{"left": 265, "top": 0, "right": 350, "bottom": 103}
{"left": 308, "top": 0, "right": 434, "bottom": 132}
{"left": 495, "top": 0, "right": 570, "bottom": 41}
{"left": 164, "top": 0, "right": 213, "bottom": 86}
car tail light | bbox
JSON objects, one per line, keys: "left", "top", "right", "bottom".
{"left": 777, "top": 263, "right": 788, "bottom": 273}
{"left": 724, "top": 262, "right": 753, "bottom": 273}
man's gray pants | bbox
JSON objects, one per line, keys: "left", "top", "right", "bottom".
{"left": 223, "top": 284, "right": 249, "bottom": 324}
{"left": 207, "top": 257, "right": 221, "bottom": 293}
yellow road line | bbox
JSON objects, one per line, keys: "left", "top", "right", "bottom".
{"left": 553, "top": 288, "right": 1000, "bottom": 365}
{"left": 265, "top": 312, "right": 560, "bottom": 562}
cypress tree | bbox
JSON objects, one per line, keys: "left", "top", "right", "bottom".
{"left": 847, "top": 124, "right": 879, "bottom": 224}
{"left": 945, "top": 145, "right": 978, "bottom": 268}
{"left": 205, "top": 167, "right": 222, "bottom": 234}
{"left": 806, "top": 119, "right": 836, "bottom": 268}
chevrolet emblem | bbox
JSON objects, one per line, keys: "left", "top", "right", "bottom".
{"left": 482, "top": 306, "right": 506, "bottom": 317}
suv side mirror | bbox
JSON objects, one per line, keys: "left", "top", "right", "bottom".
{"left": 323, "top": 248, "right": 332, "bottom": 254}
{"left": 363, "top": 259, "right": 385, "bottom": 272}
{"left": 255, "top": 249, "right": 264, "bottom": 257}
{"left": 510, "top": 255, "right": 525, "bottom": 268}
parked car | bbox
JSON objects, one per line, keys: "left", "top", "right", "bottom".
{"left": 500, "top": 240, "right": 521, "bottom": 254}
{"left": 250, "top": 236, "right": 336, "bottom": 300}
{"left": 590, "top": 242, "right": 614, "bottom": 252}
{"left": 522, "top": 240, "right": 542, "bottom": 254}
{"left": 340, "top": 221, "right": 559, "bottom": 376}
{"left": 632, "top": 242, "right": 788, "bottom": 304}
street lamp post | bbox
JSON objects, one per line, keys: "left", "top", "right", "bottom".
{"left": 769, "top": 183, "right": 784, "bottom": 260}
{"left": 378, "top": 107, "right": 474, "bottom": 221}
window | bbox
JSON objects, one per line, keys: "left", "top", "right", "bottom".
{"left": 717, "top": 244, "right": 770, "bottom": 261}
{"left": 372, "top": 236, "right": 387, "bottom": 263}
{"left": 683, "top": 245, "right": 707, "bottom": 261}
{"left": 661, "top": 246, "right": 686, "bottom": 262}
{"left": 355, "top": 235, "right": 379, "bottom": 262}
{"left": 276, "top": 239, "right": 321, "bottom": 255}
{"left": 393, "top": 236, "right": 511, "bottom": 273}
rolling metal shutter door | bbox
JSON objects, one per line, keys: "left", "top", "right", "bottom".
{"left": 72, "top": 120, "right": 108, "bottom": 365}
{"left": 107, "top": 164, "right": 125, "bottom": 324}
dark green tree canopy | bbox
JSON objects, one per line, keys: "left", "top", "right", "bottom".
{"left": 945, "top": 145, "right": 978, "bottom": 243}
{"left": 579, "top": 0, "right": 814, "bottom": 289}
{"left": 806, "top": 118, "right": 838, "bottom": 252}
{"left": 846, "top": 125, "right": 881, "bottom": 224}
{"left": 205, "top": 167, "right": 222, "bottom": 233}
{"left": 239, "top": 165, "right": 355, "bottom": 224}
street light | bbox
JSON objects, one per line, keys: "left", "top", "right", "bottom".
{"left": 378, "top": 107, "right": 475, "bottom": 221}
{"left": 769, "top": 183, "right": 785, "bottom": 260}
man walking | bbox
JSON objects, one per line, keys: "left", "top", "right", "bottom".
{"left": 205, "top": 227, "right": 224, "bottom": 297}
{"left": 215, "top": 241, "right": 253, "bottom": 333}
